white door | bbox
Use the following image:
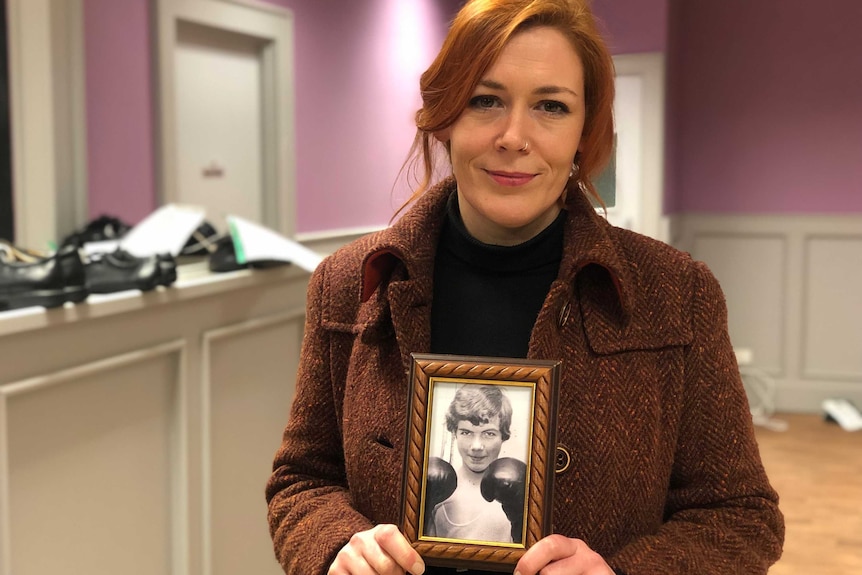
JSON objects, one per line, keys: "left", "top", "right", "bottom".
{"left": 605, "top": 53, "right": 667, "bottom": 243}
{"left": 175, "top": 21, "right": 263, "bottom": 232}
{"left": 156, "top": 0, "right": 296, "bottom": 237}
{"left": 606, "top": 74, "right": 643, "bottom": 232}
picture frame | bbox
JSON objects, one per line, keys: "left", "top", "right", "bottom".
{"left": 401, "top": 353, "right": 561, "bottom": 572}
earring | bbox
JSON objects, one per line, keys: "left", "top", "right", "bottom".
{"left": 569, "top": 162, "right": 579, "bottom": 179}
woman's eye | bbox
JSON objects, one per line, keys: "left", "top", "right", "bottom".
{"left": 469, "top": 95, "right": 499, "bottom": 109}
{"left": 540, "top": 101, "right": 569, "bottom": 114}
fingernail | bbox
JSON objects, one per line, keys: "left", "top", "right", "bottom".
{"left": 514, "top": 571, "right": 522, "bottom": 575}
{"left": 412, "top": 561, "right": 425, "bottom": 575}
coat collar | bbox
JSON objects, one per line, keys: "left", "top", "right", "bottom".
{"left": 558, "top": 188, "right": 633, "bottom": 322}
{"left": 358, "top": 178, "right": 633, "bottom": 320}
{"left": 358, "top": 179, "right": 451, "bottom": 305}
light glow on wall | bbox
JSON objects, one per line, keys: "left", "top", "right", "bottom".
{"left": 389, "top": 0, "right": 441, "bottom": 80}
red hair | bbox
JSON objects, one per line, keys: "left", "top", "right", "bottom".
{"left": 397, "top": 0, "right": 615, "bottom": 215}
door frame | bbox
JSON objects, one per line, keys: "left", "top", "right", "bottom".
{"left": 153, "top": 0, "right": 296, "bottom": 235}
{"left": 6, "top": 0, "right": 88, "bottom": 249}
{"left": 611, "top": 52, "right": 668, "bottom": 243}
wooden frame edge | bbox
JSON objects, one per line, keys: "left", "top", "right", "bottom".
{"left": 401, "top": 353, "right": 560, "bottom": 571}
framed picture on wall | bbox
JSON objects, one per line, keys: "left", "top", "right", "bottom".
{"left": 400, "top": 353, "right": 561, "bottom": 572}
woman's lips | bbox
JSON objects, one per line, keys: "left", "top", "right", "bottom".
{"left": 486, "top": 170, "right": 535, "bottom": 187}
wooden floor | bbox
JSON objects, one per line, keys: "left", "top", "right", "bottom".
{"left": 754, "top": 413, "right": 862, "bottom": 575}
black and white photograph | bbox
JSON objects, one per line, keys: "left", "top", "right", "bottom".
{"left": 401, "top": 354, "right": 560, "bottom": 571}
{"left": 421, "top": 380, "right": 533, "bottom": 545}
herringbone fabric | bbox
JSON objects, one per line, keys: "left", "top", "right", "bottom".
{"left": 265, "top": 178, "right": 784, "bottom": 575}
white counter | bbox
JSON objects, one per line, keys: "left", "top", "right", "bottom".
{"left": 0, "top": 262, "right": 310, "bottom": 575}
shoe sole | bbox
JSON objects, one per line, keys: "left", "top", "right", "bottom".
{"left": 0, "top": 286, "right": 89, "bottom": 310}
{"left": 87, "top": 274, "right": 162, "bottom": 294}
{"left": 64, "top": 285, "right": 89, "bottom": 303}
{"left": 158, "top": 269, "right": 177, "bottom": 286}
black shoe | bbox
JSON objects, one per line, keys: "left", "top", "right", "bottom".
{"left": 85, "top": 250, "right": 162, "bottom": 294}
{"left": 0, "top": 242, "right": 88, "bottom": 309}
{"left": 156, "top": 253, "right": 178, "bottom": 286}
{"left": 208, "top": 236, "right": 248, "bottom": 272}
{"left": 208, "top": 235, "right": 287, "bottom": 273}
{"left": 62, "top": 214, "right": 132, "bottom": 248}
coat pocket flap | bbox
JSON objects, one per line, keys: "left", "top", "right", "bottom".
{"left": 579, "top": 286, "right": 693, "bottom": 355}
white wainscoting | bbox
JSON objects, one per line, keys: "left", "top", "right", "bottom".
{"left": 200, "top": 312, "right": 304, "bottom": 575}
{"left": 0, "top": 264, "right": 309, "bottom": 575}
{"left": 297, "top": 225, "right": 384, "bottom": 256}
{"left": 671, "top": 213, "right": 862, "bottom": 413}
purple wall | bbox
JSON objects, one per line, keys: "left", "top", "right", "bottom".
{"left": 592, "top": 0, "right": 667, "bottom": 54}
{"left": 84, "top": 0, "right": 862, "bottom": 231}
{"left": 265, "top": 0, "right": 454, "bottom": 232}
{"left": 665, "top": 0, "right": 862, "bottom": 213}
{"left": 84, "top": 0, "right": 155, "bottom": 223}
{"left": 83, "top": 0, "right": 457, "bottom": 232}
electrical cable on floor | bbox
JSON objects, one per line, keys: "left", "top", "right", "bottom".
{"left": 740, "top": 364, "right": 788, "bottom": 432}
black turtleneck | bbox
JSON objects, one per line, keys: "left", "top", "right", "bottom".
{"left": 430, "top": 193, "right": 565, "bottom": 359}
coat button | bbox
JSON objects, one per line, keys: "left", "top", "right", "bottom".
{"left": 555, "top": 444, "right": 572, "bottom": 474}
{"left": 558, "top": 301, "right": 571, "bottom": 328}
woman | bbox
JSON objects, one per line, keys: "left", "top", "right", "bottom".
{"left": 266, "top": 1, "right": 784, "bottom": 574}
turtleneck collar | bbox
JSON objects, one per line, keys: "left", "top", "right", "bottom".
{"left": 358, "top": 177, "right": 632, "bottom": 321}
{"left": 441, "top": 191, "right": 565, "bottom": 275}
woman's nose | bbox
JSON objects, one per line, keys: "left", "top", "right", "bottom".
{"left": 495, "top": 108, "right": 530, "bottom": 152}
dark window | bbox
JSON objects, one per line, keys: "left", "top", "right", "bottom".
{"left": 0, "top": 0, "right": 13, "bottom": 241}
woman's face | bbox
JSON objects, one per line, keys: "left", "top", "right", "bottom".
{"left": 439, "top": 26, "right": 585, "bottom": 246}
{"left": 455, "top": 415, "right": 504, "bottom": 473}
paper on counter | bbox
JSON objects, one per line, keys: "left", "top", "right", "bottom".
{"left": 121, "top": 204, "right": 207, "bottom": 257}
{"left": 227, "top": 215, "right": 323, "bottom": 273}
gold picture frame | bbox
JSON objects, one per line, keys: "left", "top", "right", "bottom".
{"left": 401, "top": 353, "right": 561, "bottom": 572}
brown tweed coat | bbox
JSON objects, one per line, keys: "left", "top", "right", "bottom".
{"left": 266, "top": 178, "right": 784, "bottom": 575}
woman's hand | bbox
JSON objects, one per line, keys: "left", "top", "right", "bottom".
{"left": 514, "top": 534, "right": 615, "bottom": 575}
{"left": 328, "top": 524, "right": 425, "bottom": 575}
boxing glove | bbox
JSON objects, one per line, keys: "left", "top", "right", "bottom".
{"left": 480, "top": 457, "right": 526, "bottom": 543}
{"left": 424, "top": 457, "right": 457, "bottom": 534}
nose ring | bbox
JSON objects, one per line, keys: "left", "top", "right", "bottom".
{"left": 519, "top": 141, "right": 529, "bottom": 152}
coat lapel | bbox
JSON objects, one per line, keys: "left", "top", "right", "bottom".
{"left": 357, "top": 179, "right": 453, "bottom": 370}
{"left": 387, "top": 276, "right": 432, "bottom": 371}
